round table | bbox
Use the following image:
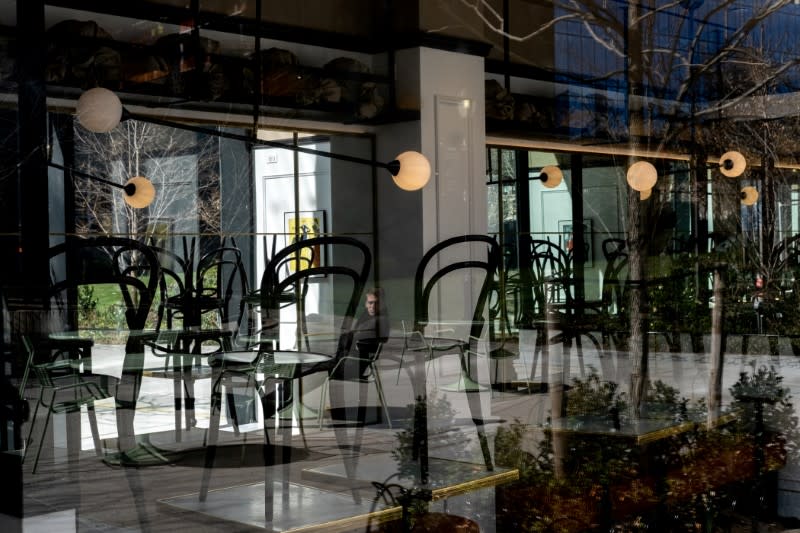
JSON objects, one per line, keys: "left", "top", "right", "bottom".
{"left": 215, "top": 350, "right": 331, "bottom": 366}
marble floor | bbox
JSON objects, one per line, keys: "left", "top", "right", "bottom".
{"left": 13, "top": 329, "right": 800, "bottom": 531}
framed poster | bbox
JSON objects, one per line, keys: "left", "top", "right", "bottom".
{"left": 143, "top": 217, "right": 173, "bottom": 250}
{"left": 558, "top": 218, "right": 593, "bottom": 267}
{"left": 283, "top": 210, "right": 325, "bottom": 273}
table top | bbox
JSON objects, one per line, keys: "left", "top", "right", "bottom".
{"left": 303, "top": 454, "right": 519, "bottom": 500}
{"left": 160, "top": 480, "right": 399, "bottom": 533}
{"left": 48, "top": 329, "right": 111, "bottom": 341}
{"left": 49, "top": 328, "right": 158, "bottom": 341}
{"left": 49, "top": 328, "right": 235, "bottom": 343}
{"left": 546, "top": 411, "right": 737, "bottom": 445}
{"left": 160, "top": 457, "right": 518, "bottom": 532}
{"left": 213, "top": 350, "right": 332, "bottom": 366}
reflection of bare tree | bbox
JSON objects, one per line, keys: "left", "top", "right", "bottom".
{"left": 439, "top": 1, "right": 798, "bottom": 148}
{"left": 457, "top": 2, "right": 800, "bottom": 417}
{"left": 73, "top": 119, "right": 222, "bottom": 241}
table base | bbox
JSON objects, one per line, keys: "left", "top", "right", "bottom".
{"left": 159, "top": 480, "right": 398, "bottom": 532}
{"left": 278, "top": 401, "right": 320, "bottom": 420}
{"left": 439, "top": 373, "right": 488, "bottom": 392}
{"left": 103, "top": 441, "right": 177, "bottom": 467}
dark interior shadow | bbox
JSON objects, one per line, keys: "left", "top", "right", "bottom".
{"left": 325, "top": 406, "right": 411, "bottom": 427}
{"left": 175, "top": 443, "right": 328, "bottom": 468}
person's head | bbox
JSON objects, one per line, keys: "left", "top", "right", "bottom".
{"left": 364, "top": 287, "right": 383, "bottom": 316}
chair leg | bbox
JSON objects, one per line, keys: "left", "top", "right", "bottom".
{"left": 223, "top": 374, "right": 244, "bottom": 437}
{"left": 462, "top": 368, "right": 493, "bottom": 473}
{"left": 23, "top": 396, "right": 42, "bottom": 466}
{"left": 541, "top": 338, "right": 549, "bottom": 382}
{"left": 318, "top": 376, "right": 331, "bottom": 430}
{"left": 425, "top": 349, "right": 437, "bottom": 387}
{"left": 86, "top": 401, "right": 104, "bottom": 457}
{"left": 530, "top": 342, "right": 540, "bottom": 383}
{"left": 31, "top": 393, "right": 55, "bottom": 474}
{"left": 396, "top": 346, "right": 407, "bottom": 385}
{"left": 224, "top": 390, "right": 240, "bottom": 435}
{"left": 372, "top": 365, "right": 391, "bottom": 429}
{"left": 292, "top": 377, "right": 308, "bottom": 449}
{"left": 200, "top": 370, "right": 224, "bottom": 501}
{"left": 575, "top": 333, "right": 586, "bottom": 377}
{"left": 257, "top": 382, "right": 277, "bottom": 448}
{"left": 172, "top": 355, "right": 183, "bottom": 442}
{"left": 491, "top": 357, "right": 500, "bottom": 398}
{"left": 183, "top": 356, "right": 198, "bottom": 430}
{"left": 356, "top": 379, "right": 369, "bottom": 428}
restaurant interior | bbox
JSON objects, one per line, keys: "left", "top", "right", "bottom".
{"left": 4, "top": 1, "right": 800, "bottom": 531}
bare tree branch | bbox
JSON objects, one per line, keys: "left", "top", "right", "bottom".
{"left": 73, "top": 118, "right": 223, "bottom": 243}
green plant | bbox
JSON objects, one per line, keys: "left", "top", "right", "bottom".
{"left": 644, "top": 379, "right": 707, "bottom": 422}
{"left": 387, "top": 394, "right": 478, "bottom": 531}
{"left": 392, "top": 393, "right": 466, "bottom": 479}
{"left": 78, "top": 285, "right": 97, "bottom": 322}
{"left": 565, "top": 367, "right": 628, "bottom": 422}
{"left": 730, "top": 362, "right": 799, "bottom": 461}
{"left": 493, "top": 419, "right": 553, "bottom": 485}
{"left": 492, "top": 375, "right": 721, "bottom": 532}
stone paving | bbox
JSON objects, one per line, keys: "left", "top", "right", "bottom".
{"left": 16, "top": 329, "right": 800, "bottom": 531}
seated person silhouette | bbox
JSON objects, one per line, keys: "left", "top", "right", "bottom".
{"left": 332, "top": 287, "right": 390, "bottom": 379}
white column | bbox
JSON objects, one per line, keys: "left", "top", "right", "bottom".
{"left": 376, "top": 47, "right": 488, "bottom": 321}
{"left": 398, "top": 46, "right": 488, "bottom": 247}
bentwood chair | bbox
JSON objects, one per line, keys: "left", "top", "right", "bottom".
{"left": 149, "top": 236, "right": 193, "bottom": 332}
{"left": 24, "top": 237, "right": 159, "bottom": 472}
{"left": 407, "top": 235, "right": 501, "bottom": 475}
{"left": 145, "top": 238, "right": 248, "bottom": 437}
{"left": 194, "top": 238, "right": 250, "bottom": 334}
{"left": 318, "top": 338, "right": 392, "bottom": 429}
{"left": 241, "top": 251, "right": 313, "bottom": 349}
{"left": 200, "top": 236, "right": 371, "bottom": 500}
{"left": 396, "top": 235, "right": 501, "bottom": 394}
{"left": 596, "top": 238, "right": 630, "bottom": 351}
{"left": 526, "top": 238, "right": 604, "bottom": 382}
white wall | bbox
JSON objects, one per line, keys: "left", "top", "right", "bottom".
{"left": 380, "top": 46, "right": 493, "bottom": 416}
{"left": 417, "top": 47, "right": 488, "bottom": 245}
{"left": 376, "top": 47, "right": 489, "bottom": 330}
{"left": 375, "top": 120, "right": 424, "bottom": 326}
{"left": 253, "top": 142, "right": 332, "bottom": 345}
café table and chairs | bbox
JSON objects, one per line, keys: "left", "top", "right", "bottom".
{"left": 241, "top": 238, "right": 314, "bottom": 351}
{"left": 526, "top": 238, "right": 592, "bottom": 379}
{"left": 145, "top": 236, "right": 249, "bottom": 439}
{"left": 199, "top": 235, "right": 372, "bottom": 502}
{"left": 181, "top": 234, "right": 522, "bottom": 531}
{"left": 22, "top": 232, "right": 519, "bottom": 531}
{"left": 396, "top": 234, "right": 501, "bottom": 396}
{"left": 21, "top": 236, "right": 160, "bottom": 472}
{"left": 387, "top": 234, "right": 501, "bottom": 487}
{"left": 318, "top": 337, "right": 392, "bottom": 429}
{"left": 521, "top": 237, "right": 634, "bottom": 387}
{"left": 20, "top": 331, "right": 111, "bottom": 473}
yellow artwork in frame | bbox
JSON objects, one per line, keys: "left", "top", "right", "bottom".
{"left": 284, "top": 210, "right": 325, "bottom": 272}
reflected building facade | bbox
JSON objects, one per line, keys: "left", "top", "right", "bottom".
{"left": 4, "top": 1, "right": 800, "bottom": 531}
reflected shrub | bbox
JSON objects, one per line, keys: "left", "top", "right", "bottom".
{"left": 493, "top": 369, "right": 791, "bottom": 532}
{"left": 391, "top": 393, "right": 471, "bottom": 479}
{"left": 78, "top": 285, "right": 98, "bottom": 322}
{"left": 730, "top": 362, "right": 798, "bottom": 461}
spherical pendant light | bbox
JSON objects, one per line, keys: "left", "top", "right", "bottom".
{"left": 390, "top": 151, "right": 431, "bottom": 191}
{"left": 540, "top": 165, "right": 563, "bottom": 189}
{"left": 640, "top": 188, "right": 652, "bottom": 201}
{"left": 122, "top": 176, "right": 156, "bottom": 208}
{"left": 740, "top": 186, "right": 758, "bottom": 206}
{"left": 626, "top": 161, "right": 658, "bottom": 192}
{"left": 76, "top": 87, "right": 123, "bottom": 133}
{"left": 719, "top": 151, "right": 746, "bottom": 178}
